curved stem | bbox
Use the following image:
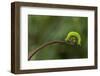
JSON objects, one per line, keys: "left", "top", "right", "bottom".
{"left": 28, "top": 40, "right": 66, "bottom": 60}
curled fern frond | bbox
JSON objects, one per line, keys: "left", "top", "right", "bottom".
{"left": 65, "top": 32, "right": 81, "bottom": 45}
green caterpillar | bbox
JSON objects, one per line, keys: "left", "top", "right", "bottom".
{"left": 65, "top": 32, "right": 81, "bottom": 46}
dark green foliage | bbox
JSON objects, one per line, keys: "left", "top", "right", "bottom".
{"left": 28, "top": 15, "right": 88, "bottom": 60}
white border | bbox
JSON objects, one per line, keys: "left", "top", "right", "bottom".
{"left": 20, "top": 6, "right": 95, "bottom": 70}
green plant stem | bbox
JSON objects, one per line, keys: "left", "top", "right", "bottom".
{"left": 28, "top": 40, "right": 66, "bottom": 60}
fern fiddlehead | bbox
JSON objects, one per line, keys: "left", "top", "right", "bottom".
{"left": 28, "top": 31, "right": 81, "bottom": 60}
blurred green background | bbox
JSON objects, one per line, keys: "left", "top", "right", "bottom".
{"left": 28, "top": 15, "right": 88, "bottom": 60}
